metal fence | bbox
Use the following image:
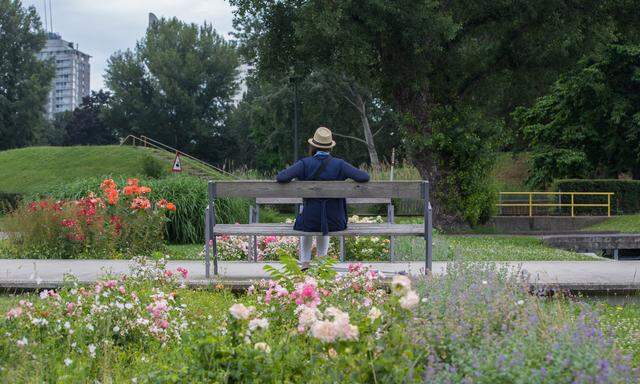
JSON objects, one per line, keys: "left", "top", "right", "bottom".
{"left": 497, "top": 192, "right": 614, "bottom": 217}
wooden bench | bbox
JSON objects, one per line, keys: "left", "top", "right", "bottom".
{"left": 249, "top": 197, "right": 396, "bottom": 262}
{"left": 204, "top": 180, "right": 433, "bottom": 277}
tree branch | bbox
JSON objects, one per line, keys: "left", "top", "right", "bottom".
{"left": 332, "top": 132, "right": 367, "bottom": 144}
{"left": 372, "top": 126, "right": 384, "bottom": 136}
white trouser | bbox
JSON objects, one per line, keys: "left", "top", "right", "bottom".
{"left": 299, "top": 236, "right": 330, "bottom": 262}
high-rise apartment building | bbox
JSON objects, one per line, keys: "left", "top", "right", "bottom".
{"left": 38, "top": 33, "right": 91, "bottom": 119}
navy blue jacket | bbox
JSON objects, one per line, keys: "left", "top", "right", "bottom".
{"left": 276, "top": 153, "right": 370, "bottom": 234}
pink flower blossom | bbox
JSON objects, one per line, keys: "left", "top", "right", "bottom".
{"left": 6, "top": 306, "right": 22, "bottom": 319}
{"left": 176, "top": 267, "right": 189, "bottom": 279}
{"left": 66, "top": 302, "right": 75, "bottom": 314}
{"left": 164, "top": 270, "right": 174, "bottom": 278}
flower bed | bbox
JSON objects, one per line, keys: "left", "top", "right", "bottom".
{"left": 2, "top": 178, "right": 175, "bottom": 259}
{"left": 1, "top": 257, "right": 636, "bottom": 382}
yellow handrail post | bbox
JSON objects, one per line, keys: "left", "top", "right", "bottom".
{"left": 529, "top": 193, "right": 532, "bottom": 217}
{"left": 607, "top": 194, "right": 611, "bottom": 217}
{"left": 571, "top": 193, "right": 574, "bottom": 217}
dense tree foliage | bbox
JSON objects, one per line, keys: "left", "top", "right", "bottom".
{"left": 225, "top": 73, "right": 401, "bottom": 172}
{"left": 61, "top": 90, "right": 117, "bottom": 146}
{"left": 515, "top": 44, "right": 640, "bottom": 187}
{"left": 104, "top": 17, "right": 239, "bottom": 162}
{"left": 230, "top": 0, "right": 610, "bottom": 224}
{"left": 0, "top": 0, "right": 53, "bottom": 150}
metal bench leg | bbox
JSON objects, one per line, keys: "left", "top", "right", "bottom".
{"left": 422, "top": 181, "right": 433, "bottom": 273}
{"left": 388, "top": 203, "right": 395, "bottom": 261}
{"left": 614, "top": 248, "right": 619, "bottom": 261}
{"left": 205, "top": 206, "right": 210, "bottom": 278}
{"left": 339, "top": 237, "right": 345, "bottom": 262}
{"left": 249, "top": 205, "right": 258, "bottom": 262}
{"left": 208, "top": 182, "right": 218, "bottom": 276}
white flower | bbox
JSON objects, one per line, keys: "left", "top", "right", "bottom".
{"left": 254, "top": 342, "right": 271, "bottom": 353}
{"left": 63, "top": 321, "right": 71, "bottom": 330}
{"left": 229, "top": 303, "right": 254, "bottom": 320}
{"left": 367, "top": 307, "right": 382, "bottom": 322}
{"left": 391, "top": 275, "right": 412, "bottom": 295}
{"left": 516, "top": 300, "right": 524, "bottom": 306}
{"left": 311, "top": 320, "right": 339, "bottom": 343}
{"left": 399, "top": 290, "right": 420, "bottom": 310}
{"left": 248, "top": 318, "right": 269, "bottom": 331}
{"left": 297, "top": 306, "right": 319, "bottom": 330}
{"left": 482, "top": 280, "right": 488, "bottom": 285}
{"left": 113, "top": 325, "right": 120, "bottom": 333}
{"left": 125, "top": 303, "right": 133, "bottom": 310}
{"left": 16, "top": 337, "right": 28, "bottom": 347}
{"left": 88, "top": 344, "right": 96, "bottom": 358}
{"left": 64, "top": 358, "right": 72, "bottom": 366}
{"left": 86, "top": 323, "right": 95, "bottom": 331}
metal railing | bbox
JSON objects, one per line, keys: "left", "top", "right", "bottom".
{"left": 497, "top": 192, "right": 614, "bottom": 217}
{"left": 120, "top": 134, "right": 237, "bottom": 179}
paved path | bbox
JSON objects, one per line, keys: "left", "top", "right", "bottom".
{"left": 2, "top": 259, "right": 640, "bottom": 291}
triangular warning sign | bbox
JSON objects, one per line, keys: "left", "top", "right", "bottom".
{"left": 172, "top": 152, "right": 182, "bottom": 172}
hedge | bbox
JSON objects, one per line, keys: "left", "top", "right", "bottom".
{"left": 552, "top": 179, "right": 640, "bottom": 215}
{"left": 0, "top": 192, "right": 21, "bottom": 214}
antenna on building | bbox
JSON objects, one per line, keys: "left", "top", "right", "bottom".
{"left": 42, "top": 0, "right": 47, "bottom": 31}
{"left": 48, "top": 0, "right": 53, "bottom": 32}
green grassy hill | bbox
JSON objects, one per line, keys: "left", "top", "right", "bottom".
{"left": 0, "top": 146, "right": 224, "bottom": 195}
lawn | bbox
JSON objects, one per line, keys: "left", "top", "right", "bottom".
{"left": 584, "top": 214, "right": 640, "bottom": 233}
{"left": 165, "top": 234, "right": 594, "bottom": 262}
{"left": 597, "top": 300, "right": 640, "bottom": 365}
{"left": 0, "top": 146, "right": 149, "bottom": 195}
{"left": 0, "top": 260, "right": 634, "bottom": 382}
{"left": 0, "top": 145, "right": 225, "bottom": 196}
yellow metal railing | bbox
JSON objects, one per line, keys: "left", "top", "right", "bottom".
{"left": 497, "top": 192, "right": 614, "bottom": 217}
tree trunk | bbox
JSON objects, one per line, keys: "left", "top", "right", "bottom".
{"left": 352, "top": 90, "right": 380, "bottom": 170}
{"left": 390, "top": 86, "right": 462, "bottom": 228}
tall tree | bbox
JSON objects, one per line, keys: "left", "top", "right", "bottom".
{"left": 226, "top": 73, "right": 401, "bottom": 172}
{"left": 231, "top": 0, "right": 611, "bottom": 224}
{"left": 0, "top": 0, "right": 53, "bottom": 150}
{"left": 515, "top": 44, "right": 640, "bottom": 187}
{"left": 104, "top": 17, "right": 239, "bottom": 157}
{"left": 62, "top": 90, "right": 117, "bottom": 146}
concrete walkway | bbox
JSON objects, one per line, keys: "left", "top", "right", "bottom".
{"left": 2, "top": 259, "right": 640, "bottom": 292}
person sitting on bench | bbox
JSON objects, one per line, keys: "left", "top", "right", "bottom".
{"left": 276, "top": 127, "right": 370, "bottom": 269}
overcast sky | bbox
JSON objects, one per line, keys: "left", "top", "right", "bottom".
{"left": 24, "top": 0, "right": 236, "bottom": 91}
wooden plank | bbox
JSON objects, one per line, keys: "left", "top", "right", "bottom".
{"left": 256, "top": 197, "right": 392, "bottom": 204}
{"left": 215, "top": 181, "right": 422, "bottom": 199}
{"left": 212, "top": 223, "right": 424, "bottom": 236}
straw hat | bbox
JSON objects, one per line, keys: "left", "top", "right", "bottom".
{"left": 308, "top": 126, "right": 336, "bottom": 149}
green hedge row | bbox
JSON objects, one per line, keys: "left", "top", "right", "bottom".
{"left": 0, "top": 191, "right": 21, "bottom": 214}
{"left": 552, "top": 179, "right": 640, "bottom": 214}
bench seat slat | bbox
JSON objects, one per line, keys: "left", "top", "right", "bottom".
{"left": 213, "top": 223, "right": 423, "bottom": 236}
{"left": 256, "top": 197, "right": 392, "bottom": 204}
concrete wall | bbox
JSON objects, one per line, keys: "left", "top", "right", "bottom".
{"left": 487, "top": 216, "right": 609, "bottom": 233}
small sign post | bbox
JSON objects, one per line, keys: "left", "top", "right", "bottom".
{"left": 172, "top": 152, "right": 182, "bottom": 173}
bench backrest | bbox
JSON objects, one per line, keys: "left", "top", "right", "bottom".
{"left": 210, "top": 181, "right": 425, "bottom": 199}
{"left": 256, "top": 197, "right": 391, "bottom": 205}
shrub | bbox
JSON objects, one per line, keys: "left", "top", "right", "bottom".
{"left": 0, "top": 191, "right": 21, "bottom": 214}
{"left": 552, "top": 179, "right": 640, "bottom": 214}
{"left": 142, "top": 155, "right": 167, "bottom": 179}
{"left": 41, "top": 175, "right": 250, "bottom": 244}
{"left": 2, "top": 178, "right": 175, "bottom": 259}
